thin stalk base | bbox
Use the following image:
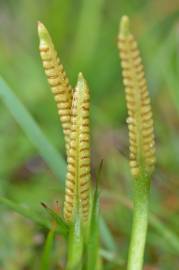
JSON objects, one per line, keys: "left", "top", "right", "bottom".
{"left": 127, "top": 176, "right": 150, "bottom": 270}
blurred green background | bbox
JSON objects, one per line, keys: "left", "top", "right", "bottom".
{"left": 0, "top": 0, "right": 179, "bottom": 269}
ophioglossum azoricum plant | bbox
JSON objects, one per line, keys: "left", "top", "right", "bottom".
{"left": 118, "top": 16, "right": 156, "bottom": 270}
{"left": 38, "top": 23, "right": 93, "bottom": 270}
{"left": 38, "top": 22, "right": 72, "bottom": 154}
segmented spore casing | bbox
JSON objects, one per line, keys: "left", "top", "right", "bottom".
{"left": 118, "top": 16, "right": 155, "bottom": 177}
{"left": 64, "top": 73, "right": 90, "bottom": 223}
{"left": 38, "top": 22, "right": 72, "bottom": 153}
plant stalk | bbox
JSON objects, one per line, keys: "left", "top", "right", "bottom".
{"left": 127, "top": 175, "right": 150, "bottom": 270}
{"left": 66, "top": 215, "right": 83, "bottom": 270}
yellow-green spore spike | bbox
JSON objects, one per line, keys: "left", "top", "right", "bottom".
{"left": 64, "top": 73, "right": 90, "bottom": 224}
{"left": 38, "top": 21, "right": 72, "bottom": 154}
{"left": 118, "top": 16, "right": 155, "bottom": 177}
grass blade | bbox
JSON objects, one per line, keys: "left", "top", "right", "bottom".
{"left": 99, "top": 216, "right": 117, "bottom": 252}
{"left": 0, "top": 196, "right": 50, "bottom": 229}
{"left": 86, "top": 189, "right": 100, "bottom": 270}
{"left": 41, "top": 202, "right": 69, "bottom": 237}
{"left": 0, "top": 77, "right": 66, "bottom": 183}
{"left": 41, "top": 229, "right": 55, "bottom": 270}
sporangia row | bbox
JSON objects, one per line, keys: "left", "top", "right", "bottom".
{"left": 118, "top": 16, "right": 155, "bottom": 177}
{"left": 38, "top": 22, "right": 72, "bottom": 153}
{"left": 64, "top": 73, "right": 90, "bottom": 223}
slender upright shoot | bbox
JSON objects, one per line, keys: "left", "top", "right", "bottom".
{"left": 64, "top": 73, "right": 91, "bottom": 270}
{"left": 118, "top": 16, "right": 156, "bottom": 270}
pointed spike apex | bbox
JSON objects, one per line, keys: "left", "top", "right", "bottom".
{"left": 37, "top": 21, "right": 47, "bottom": 36}
{"left": 76, "top": 72, "right": 86, "bottom": 91}
{"left": 37, "top": 20, "right": 44, "bottom": 29}
{"left": 78, "top": 72, "right": 85, "bottom": 82}
{"left": 120, "top": 15, "right": 130, "bottom": 37}
{"left": 37, "top": 21, "right": 51, "bottom": 44}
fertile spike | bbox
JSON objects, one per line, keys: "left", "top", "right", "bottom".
{"left": 118, "top": 16, "right": 155, "bottom": 177}
{"left": 64, "top": 73, "right": 90, "bottom": 224}
{"left": 38, "top": 21, "right": 72, "bottom": 153}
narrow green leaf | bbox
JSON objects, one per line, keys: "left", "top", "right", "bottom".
{"left": 0, "top": 196, "right": 50, "bottom": 229}
{"left": 41, "top": 202, "right": 69, "bottom": 237}
{"left": 99, "top": 249, "right": 124, "bottom": 266}
{"left": 0, "top": 77, "right": 66, "bottom": 183}
{"left": 41, "top": 229, "right": 55, "bottom": 270}
{"left": 95, "top": 160, "right": 117, "bottom": 253}
{"left": 86, "top": 189, "right": 100, "bottom": 270}
{"left": 99, "top": 216, "right": 117, "bottom": 253}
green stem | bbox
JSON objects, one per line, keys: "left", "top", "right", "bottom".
{"left": 127, "top": 175, "right": 150, "bottom": 270}
{"left": 66, "top": 215, "right": 83, "bottom": 270}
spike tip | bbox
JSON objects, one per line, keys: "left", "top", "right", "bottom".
{"left": 120, "top": 15, "right": 130, "bottom": 37}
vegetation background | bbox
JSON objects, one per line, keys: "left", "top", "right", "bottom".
{"left": 0, "top": 0, "right": 179, "bottom": 269}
